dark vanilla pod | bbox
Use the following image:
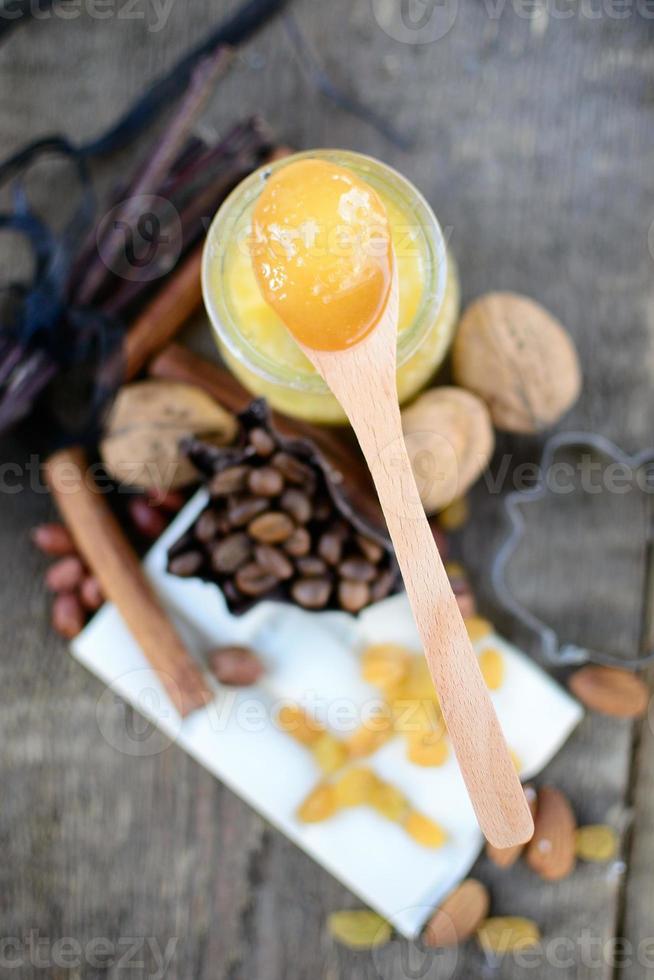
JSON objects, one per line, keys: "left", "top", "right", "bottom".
{"left": 167, "top": 399, "right": 400, "bottom": 615}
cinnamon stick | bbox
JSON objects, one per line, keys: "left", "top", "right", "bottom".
{"left": 124, "top": 245, "right": 204, "bottom": 380}
{"left": 148, "top": 343, "right": 385, "bottom": 531}
{"left": 46, "top": 446, "right": 212, "bottom": 717}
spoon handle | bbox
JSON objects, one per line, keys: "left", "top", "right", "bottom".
{"left": 351, "top": 401, "right": 533, "bottom": 848}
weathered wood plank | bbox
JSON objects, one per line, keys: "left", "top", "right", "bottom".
{"left": 0, "top": 1, "right": 652, "bottom": 978}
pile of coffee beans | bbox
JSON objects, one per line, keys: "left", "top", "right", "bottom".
{"left": 168, "top": 407, "right": 399, "bottom": 615}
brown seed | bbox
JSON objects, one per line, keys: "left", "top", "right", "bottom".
{"left": 235, "top": 562, "right": 278, "bottom": 597}
{"left": 370, "top": 569, "right": 396, "bottom": 603}
{"left": 169, "top": 550, "right": 204, "bottom": 577}
{"left": 355, "top": 534, "right": 384, "bottom": 564}
{"left": 31, "top": 522, "right": 76, "bottom": 556}
{"left": 272, "top": 451, "right": 316, "bottom": 491}
{"left": 209, "top": 465, "right": 250, "bottom": 497}
{"left": 318, "top": 531, "right": 343, "bottom": 566}
{"left": 254, "top": 544, "right": 294, "bottom": 580}
{"left": 292, "top": 577, "right": 332, "bottom": 609}
{"left": 227, "top": 495, "right": 268, "bottom": 527}
{"left": 249, "top": 512, "right": 295, "bottom": 544}
{"left": 526, "top": 785, "right": 576, "bottom": 881}
{"left": 211, "top": 533, "right": 251, "bottom": 574}
{"left": 52, "top": 592, "right": 85, "bottom": 638}
{"left": 208, "top": 645, "right": 264, "bottom": 686}
{"left": 195, "top": 509, "right": 224, "bottom": 543}
{"left": 339, "top": 557, "right": 377, "bottom": 583}
{"left": 79, "top": 576, "right": 105, "bottom": 612}
{"left": 45, "top": 556, "right": 85, "bottom": 593}
{"left": 568, "top": 665, "right": 649, "bottom": 719}
{"left": 280, "top": 488, "right": 312, "bottom": 524}
{"left": 486, "top": 784, "right": 537, "bottom": 868}
{"left": 338, "top": 579, "right": 370, "bottom": 613}
{"left": 145, "top": 488, "right": 186, "bottom": 512}
{"left": 284, "top": 526, "right": 311, "bottom": 557}
{"left": 424, "top": 879, "right": 490, "bottom": 948}
{"left": 248, "top": 466, "right": 284, "bottom": 497}
{"left": 128, "top": 497, "right": 168, "bottom": 539}
{"left": 456, "top": 591, "right": 477, "bottom": 619}
{"left": 296, "top": 556, "right": 328, "bottom": 577}
{"left": 249, "top": 426, "right": 276, "bottom": 457}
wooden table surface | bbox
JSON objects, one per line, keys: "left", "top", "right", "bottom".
{"left": 1, "top": 2, "right": 653, "bottom": 977}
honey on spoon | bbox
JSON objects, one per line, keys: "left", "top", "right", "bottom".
{"left": 250, "top": 156, "right": 533, "bottom": 848}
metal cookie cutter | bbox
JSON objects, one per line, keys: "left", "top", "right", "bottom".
{"left": 491, "top": 431, "right": 654, "bottom": 669}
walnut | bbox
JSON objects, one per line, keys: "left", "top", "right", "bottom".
{"left": 452, "top": 292, "right": 581, "bottom": 433}
{"left": 401, "top": 386, "right": 494, "bottom": 514}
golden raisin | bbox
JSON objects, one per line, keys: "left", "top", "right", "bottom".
{"left": 334, "top": 767, "right": 378, "bottom": 806}
{"left": 575, "top": 825, "right": 618, "bottom": 862}
{"left": 406, "top": 731, "right": 449, "bottom": 767}
{"left": 313, "top": 733, "right": 348, "bottom": 774}
{"left": 405, "top": 811, "right": 447, "bottom": 848}
{"left": 361, "top": 643, "right": 411, "bottom": 689}
{"left": 479, "top": 647, "right": 505, "bottom": 690}
{"left": 277, "top": 704, "right": 323, "bottom": 745}
{"left": 438, "top": 496, "right": 469, "bottom": 531}
{"left": 327, "top": 910, "right": 391, "bottom": 949}
{"left": 370, "top": 781, "right": 409, "bottom": 822}
{"left": 347, "top": 707, "right": 394, "bottom": 758}
{"left": 297, "top": 784, "right": 338, "bottom": 823}
{"left": 464, "top": 616, "right": 494, "bottom": 644}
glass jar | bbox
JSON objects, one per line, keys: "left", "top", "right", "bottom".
{"left": 203, "top": 149, "right": 460, "bottom": 424}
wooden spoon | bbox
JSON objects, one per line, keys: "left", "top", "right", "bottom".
{"left": 299, "top": 268, "right": 534, "bottom": 849}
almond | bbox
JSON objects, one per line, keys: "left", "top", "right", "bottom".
{"left": 526, "top": 786, "right": 576, "bottom": 880}
{"left": 423, "top": 879, "right": 490, "bottom": 947}
{"left": 486, "top": 784, "right": 537, "bottom": 868}
{"left": 568, "top": 665, "right": 649, "bottom": 719}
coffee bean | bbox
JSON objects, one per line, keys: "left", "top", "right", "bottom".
{"left": 338, "top": 579, "right": 370, "bottom": 613}
{"left": 210, "top": 465, "right": 250, "bottom": 497}
{"left": 146, "top": 488, "right": 186, "bottom": 512}
{"left": 283, "top": 526, "right": 311, "bottom": 557}
{"left": 80, "top": 576, "right": 104, "bottom": 611}
{"left": 128, "top": 497, "right": 167, "bottom": 539}
{"left": 291, "top": 577, "right": 331, "bottom": 609}
{"left": 227, "top": 495, "right": 268, "bottom": 527}
{"left": 195, "top": 509, "right": 224, "bottom": 543}
{"left": 272, "top": 451, "right": 316, "bottom": 491}
{"left": 280, "top": 488, "right": 312, "bottom": 524}
{"left": 355, "top": 534, "right": 384, "bottom": 564}
{"left": 211, "top": 533, "right": 251, "bottom": 574}
{"left": 371, "top": 568, "right": 396, "bottom": 603}
{"left": 339, "top": 557, "right": 377, "bottom": 583}
{"left": 31, "top": 523, "right": 76, "bottom": 557}
{"left": 296, "top": 556, "right": 328, "bottom": 577}
{"left": 208, "top": 645, "right": 264, "bottom": 686}
{"left": 248, "top": 512, "right": 295, "bottom": 544}
{"left": 235, "top": 562, "right": 279, "bottom": 596}
{"left": 169, "top": 550, "right": 204, "bottom": 577}
{"left": 249, "top": 427, "right": 276, "bottom": 457}
{"left": 45, "top": 556, "right": 85, "bottom": 593}
{"left": 248, "top": 466, "right": 284, "bottom": 497}
{"left": 52, "top": 592, "right": 85, "bottom": 638}
{"left": 254, "top": 544, "right": 294, "bottom": 580}
{"left": 317, "top": 531, "right": 343, "bottom": 566}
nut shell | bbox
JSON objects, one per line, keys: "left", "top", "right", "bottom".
{"left": 452, "top": 292, "right": 581, "bottom": 433}
{"left": 401, "top": 386, "right": 494, "bottom": 514}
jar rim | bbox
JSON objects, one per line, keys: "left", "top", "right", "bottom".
{"left": 202, "top": 149, "right": 448, "bottom": 394}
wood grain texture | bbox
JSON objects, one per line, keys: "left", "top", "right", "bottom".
{"left": 1, "top": 1, "right": 653, "bottom": 978}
